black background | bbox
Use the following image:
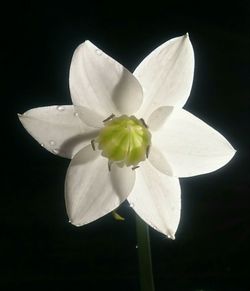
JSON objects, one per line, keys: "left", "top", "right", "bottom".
{"left": 3, "top": 1, "right": 250, "bottom": 290}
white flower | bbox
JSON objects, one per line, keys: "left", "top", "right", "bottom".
{"left": 18, "top": 34, "right": 236, "bottom": 239}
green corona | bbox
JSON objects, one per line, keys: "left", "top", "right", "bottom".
{"left": 96, "top": 115, "right": 151, "bottom": 166}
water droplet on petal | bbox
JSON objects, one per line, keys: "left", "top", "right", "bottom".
{"left": 52, "top": 148, "right": 59, "bottom": 154}
{"left": 56, "top": 105, "right": 65, "bottom": 112}
{"left": 49, "top": 140, "right": 56, "bottom": 146}
{"left": 74, "top": 112, "right": 79, "bottom": 117}
{"left": 95, "top": 49, "right": 102, "bottom": 56}
{"left": 68, "top": 220, "right": 71, "bottom": 223}
{"left": 40, "top": 143, "right": 45, "bottom": 147}
{"left": 129, "top": 203, "right": 135, "bottom": 208}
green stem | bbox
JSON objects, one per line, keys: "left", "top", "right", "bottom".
{"left": 136, "top": 215, "right": 155, "bottom": 291}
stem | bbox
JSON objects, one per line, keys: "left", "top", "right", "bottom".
{"left": 136, "top": 215, "right": 155, "bottom": 291}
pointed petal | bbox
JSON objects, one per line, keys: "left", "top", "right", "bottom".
{"left": 127, "top": 160, "right": 181, "bottom": 238}
{"left": 154, "top": 108, "right": 236, "bottom": 177}
{"left": 18, "top": 105, "right": 99, "bottom": 158}
{"left": 70, "top": 41, "right": 143, "bottom": 115}
{"left": 65, "top": 145, "right": 130, "bottom": 226}
{"left": 134, "top": 34, "right": 194, "bottom": 118}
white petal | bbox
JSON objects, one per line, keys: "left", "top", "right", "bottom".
{"left": 147, "top": 145, "right": 173, "bottom": 176}
{"left": 65, "top": 145, "right": 131, "bottom": 226}
{"left": 134, "top": 34, "right": 194, "bottom": 118}
{"left": 18, "top": 105, "right": 99, "bottom": 158}
{"left": 154, "top": 108, "right": 236, "bottom": 177}
{"left": 147, "top": 106, "right": 174, "bottom": 131}
{"left": 110, "top": 164, "right": 135, "bottom": 197}
{"left": 74, "top": 105, "right": 105, "bottom": 128}
{"left": 127, "top": 160, "right": 181, "bottom": 238}
{"left": 70, "top": 41, "right": 143, "bottom": 115}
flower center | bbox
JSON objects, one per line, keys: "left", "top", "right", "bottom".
{"left": 96, "top": 115, "right": 151, "bottom": 167}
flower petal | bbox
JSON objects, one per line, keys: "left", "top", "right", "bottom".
{"left": 74, "top": 105, "right": 105, "bottom": 128}
{"left": 65, "top": 145, "right": 131, "bottom": 226}
{"left": 18, "top": 105, "right": 98, "bottom": 158}
{"left": 147, "top": 145, "right": 173, "bottom": 176}
{"left": 127, "top": 160, "right": 181, "bottom": 238}
{"left": 110, "top": 164, "right": 136, "bottom": 198}
{"left": 154, "top": 108, "right": 236, "bottom": 177}
{"left": 147, "top": 106, "right": 174, "bottom": 131}
{"left": 70, "top": 41, "right": 143, "bottom": 115}
{"left": 134, "top": 34, "right": 194, "bottom": 118}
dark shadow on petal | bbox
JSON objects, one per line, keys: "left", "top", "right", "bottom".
{"left": 112, "top": 69, "right": 128, "bottom": 112}
{"left": 59, "top": 129, "right": 99, "bottom": 158}
{"left": 70, "top": 144, "right": 100, "bottom": 166}
{"left": 111, "top": 69, "right": 142, "bottom": 114}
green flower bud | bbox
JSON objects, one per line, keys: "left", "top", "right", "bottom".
{"left": 96, "top": 115, "right": 151, "bottom": 166}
